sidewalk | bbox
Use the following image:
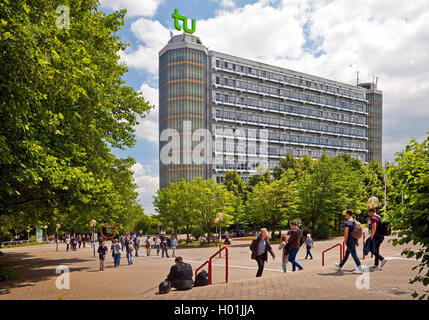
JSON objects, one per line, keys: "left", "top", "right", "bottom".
{"left": 0, "top": 235, "right": 424, "bottom": 300}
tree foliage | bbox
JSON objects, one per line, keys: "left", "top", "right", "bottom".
{"left": 388, "top": 132, "right": 429, "bottom": 300}
{"left": 0, "top": 0, "right": 153, "bottom": 235}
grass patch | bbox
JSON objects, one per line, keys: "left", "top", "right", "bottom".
{"left": 1, "top": 241, "right": 49, "bottom": 248}
{"left": 0, "top": 266, "right": 18, "bottom": 281}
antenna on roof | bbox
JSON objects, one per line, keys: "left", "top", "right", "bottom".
{"left": 356, "top": 71, "right": 359, "bottom": 85}
{"left": 375, "top": 76, "right": 378, "bottom": 88}
{"left": 170, "top": 31, "right": 173, "bottom": 38}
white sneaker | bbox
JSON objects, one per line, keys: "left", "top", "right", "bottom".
{"left": 353, "top": 265, "right": 365, "bottom": 274}
{"left": 380, "top": 259, "right": 387, "bottom": 268}
{"left": 335, "top": 263, "right": 342, "bottom": 270}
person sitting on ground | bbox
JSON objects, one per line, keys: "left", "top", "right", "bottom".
{"left": 166, "top": 256, "right": 193, "bottom": 291}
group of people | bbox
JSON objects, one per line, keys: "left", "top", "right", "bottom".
{"left": 250, "top": 207, "right": 387, "bottom": 277}
{"left": 95, "top": 232, "right": 180, "bottom": 271}
{"left": 64, "top": 234, "right": 91, "bottom": 251}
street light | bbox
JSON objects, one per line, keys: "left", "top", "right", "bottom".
{"left": 90, "top": 219, "right": 97, "bottom": 258}
{"left": 43, "top": 225, "right": 48, "bottom": 242}
{"left": 27, "top": 229, "right": 31, "bottom": 241}
{"left": 55, "top": 224, "right": 61, "bottom": 252}
{"left": 367, "top": 197, "right": 379, "bottom": 209}
{"left": 215, "top": 212, "right": 224, "bottom": 257}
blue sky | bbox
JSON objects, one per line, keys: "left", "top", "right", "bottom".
{"left": 99, "top": 0, "right": 429, "bottom": 214}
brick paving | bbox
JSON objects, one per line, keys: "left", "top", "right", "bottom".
{"left": 0, "top": 234, "right": 425, "bottom": 300}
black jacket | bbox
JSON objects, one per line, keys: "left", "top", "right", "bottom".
{"left": 167, "top": 262, "right": 193, "bottom": 289}
{"left": 250, "top": 236, "right": 275, "bottom": 262}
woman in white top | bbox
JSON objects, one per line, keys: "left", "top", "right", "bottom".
{"left": 278, "top": 234, "right": 289, "bottom": 273}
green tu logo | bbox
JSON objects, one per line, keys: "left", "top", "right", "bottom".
{"left": 172, "top": 9, "right": 196, "bottom": 34}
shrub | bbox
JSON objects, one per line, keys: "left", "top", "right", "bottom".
{"left": 312, "top": 224, "right": 332, "bottom": 239}
{"left": 190, "top": 226, "right": 205, "bottom": 240}
{"left": 0, "top": 266, "right": 18, "bottom": 281}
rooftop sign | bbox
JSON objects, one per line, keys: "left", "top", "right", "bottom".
{"left": 172, "top": 8, "right": 196, "bottom": 34}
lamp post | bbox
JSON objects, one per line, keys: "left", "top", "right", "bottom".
{"left": 215, "top": 212, "right": 224, "bottom": 257}
{"left": 55, "top": 224, "right": 61, "bottom": 252}
{"left": 90, "top": 220, "right": 97, "bottom": 258}
{"left": 43, "top": 225, "right": 48, "bottom": 242}
{"left": 27, "top": 229, "right": 31, "bottom": 241}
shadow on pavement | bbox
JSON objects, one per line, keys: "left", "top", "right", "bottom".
{"left": 0, "top": 251, "right": 91, "bottom": 296}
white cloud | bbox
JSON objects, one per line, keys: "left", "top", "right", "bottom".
{"left": 136, "top": 83, "right": 159, "bottom": 144}
{"left": 100, "top": 0, "right": 164, "bottom": 17}
{"left": 220, "top": 0, "right": 236, "bottom": 9}
{"left": 132, "top": 162, "right": 159, "bottom": 215}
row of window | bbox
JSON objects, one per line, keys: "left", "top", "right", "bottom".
{"left": 215, "top": 76, "right": 366, "bottom": 113}
{"left": 214, "top": 109, "right": 366, "bottom": 138}
{"left": 214, "top": 59, "right": 365, "bottom": 100}
{"left": 214, "top": 132, "right": 366, "bottom": 152}
{"left": 215, "top": 93, "right": 367, "bottom": 125}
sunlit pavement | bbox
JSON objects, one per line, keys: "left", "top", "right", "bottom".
{"left": 0, "top": 235, "right": 424, "bottom": 300}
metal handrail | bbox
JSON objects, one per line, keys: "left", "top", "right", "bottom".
{"left": 194, "top": 246, "right": 229, "bottom": 285}
{"left": 322, "top": 243, "right": 343, "bottom": 266}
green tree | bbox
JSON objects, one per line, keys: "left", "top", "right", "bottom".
{"left": 0, "top": 1, "right": 152, "bottom": 228}
{"left": 388, "top": 132, "right": 429, "bottom": 300}
{"left": 247, "top": 169, "right": 299, "bottom": 238}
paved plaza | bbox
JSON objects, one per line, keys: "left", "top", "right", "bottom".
{"left": 0, "top": 234, "right": 425, "bottom": 300}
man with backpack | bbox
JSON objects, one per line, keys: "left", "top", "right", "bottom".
{"left": 335, "top": 209, "right": 364, "bottom": 273}
{"left": 111, "top": 238, "right": 121, "bottom": 268}
{"left": 368, "top": 208, "right": 388, "bottom": 269}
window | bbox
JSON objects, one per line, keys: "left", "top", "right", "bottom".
{"left": 216, "top": 76, "right": 220, "bottom": 85}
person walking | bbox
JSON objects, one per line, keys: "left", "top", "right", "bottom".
{"left": 72, "top": 235, "right": 78, "bottom": 251}
{"left": 171, "top": 236, "right": 178, "bottom": 257}
{"left": 134, "top": 236, "right": 140, "bottom": 257}
{"left": 305, "top": 234, "right": 314, "bottom": 259}
{"left": 78, "top": 235, "right": 82, "bottom": 249}
{"left": 161, "top": 236, "right": 169, "bottom": 258}
{"left": 97, "top": 240, "right": 108, "bottom": 271}
{"left": 368, "top": 207, "right": 387, "bottom": 269}
{"left": 120, "top": 234, "right": 125, "bottom": 252}
{"left": 111, "top": 238, "right": 121, "bottom": 268}
{"left": 82, "top": 235, "right": 86, "bottom": 248}
{"left": 278, "top": 234, "right": 289, "bottom": 273}
{"left": 335, "top": 209, "right": 364, "bottom": 273}
{"left": 154, "top": 235, "right": 161, "bottom": 256}
{"left": 287, "top": 221, "right": 304, "bottom": 271}
{"left": 125, "top": 236, "right": 134, "bottom": 265}
{"left": 145, "top": 236, "right": 152, "bottom": 256}
{"left": 250, "top": 228, "right": 275, "bottom": 277}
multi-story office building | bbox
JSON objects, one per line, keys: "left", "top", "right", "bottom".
{"left": 159, "top": 34, "right": 383, "bottom": 188}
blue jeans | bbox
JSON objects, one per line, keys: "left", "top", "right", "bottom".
{"left": 305, "top": 245, "right": 313, "bottom": 259}
{"left": 282, "top": 259, "right": 288, "bottom": 272}
{"left": 155, "top": 244, "right": 160, "bottom": 255}
{"left": 113, "top": 253, "right": 120, "bottom": 266}
{"left": 288, "top": 248, "right": 303, "bottom": 271}
{"left": 339, "top": 239, "right": 361, "bottom": 268}
{"left": 126, "top": 251, "right": 133, "bottom": 265}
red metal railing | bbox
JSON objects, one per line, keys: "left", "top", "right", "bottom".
{"left": 195, "top": 246, "right": 229, "bottom": 285}
{"left": 322, "top": 243, "right": 343, "bottom": 266}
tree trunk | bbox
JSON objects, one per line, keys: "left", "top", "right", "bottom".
{"left": 186, "top": 225, "right": 191, "bottom": 243}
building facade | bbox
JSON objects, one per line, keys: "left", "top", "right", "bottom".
{"left": 159, "top": 34, "right": 382, "bottom": 188}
